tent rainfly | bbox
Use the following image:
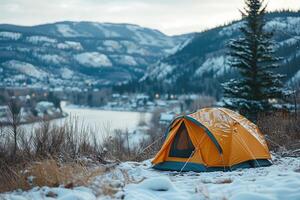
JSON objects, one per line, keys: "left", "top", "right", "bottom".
{"left": 152, "top": 108, "right": 272, "bottom": 172}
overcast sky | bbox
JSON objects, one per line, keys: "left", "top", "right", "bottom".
{"left": 0, "top": 0, "right": 299, "bottom": 35}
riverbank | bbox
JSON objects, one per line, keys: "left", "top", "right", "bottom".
{"left": 0, "top": 112, "right": 67, "bottom": 126}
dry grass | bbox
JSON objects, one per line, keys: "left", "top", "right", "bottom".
{"left": 0, "top": 158, "right": 107, "bottom": 193}
{"left": 0, "top": 111, "right": 165, "bottom": 193}
{"left": 215, "top": 178, "right": 233, "bottom": 184}
{"left": 257, "top": 111, "right": 300, "bottom": 154}
{"left": 0, "top": 160, "right": 30, "bottom": 192}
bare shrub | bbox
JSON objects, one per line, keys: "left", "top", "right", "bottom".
{"left": 0, "top": 158, "right": 106, "bottom": 193}
{"left": 0, "top": 116, "right": 107, "bottom": 192}
{"left": 6, "top": 98, "right": 22, "bottom": 159}
{"left": 257, "top": 111, "right": 300, "bottom": 155}
{"left": 0, "top": 109, "right": 166, "bottom": 192}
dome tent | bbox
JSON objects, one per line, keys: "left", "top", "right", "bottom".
{"left": 152, "top": 108, "right": 272, "bottom": 172}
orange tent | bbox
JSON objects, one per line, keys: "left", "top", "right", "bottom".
{"left": 152, "top": 108, "right": 272, "bottom": 172}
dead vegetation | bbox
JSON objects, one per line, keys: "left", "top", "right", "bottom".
{"left": 3, "top": 101, "right": 300, "bottom": 194}
{"left": 0, "top": 108, "right": 164, "bottom": 193}
{"left": 0, "top": 158, "right": 107, "bottom": 193}
{"left": 257, "top": 111, "right": 300, "bottom": 156}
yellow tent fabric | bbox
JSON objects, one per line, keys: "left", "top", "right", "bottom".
{"left": 152, "top": 108, "right": 272, "bottom": 172}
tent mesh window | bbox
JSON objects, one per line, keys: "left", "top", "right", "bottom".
{"left": 169, "top": 122, "right": 195, "bottom": 158}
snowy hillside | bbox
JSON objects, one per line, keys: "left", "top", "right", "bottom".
{"left": 2, "top": 156, "right": 300, "bottom": 200}
{"left": 0, "top": 21, "right": 190, "bottom": 87}
{"left": 144, "top": 11, "right": 300, "bottom": 95}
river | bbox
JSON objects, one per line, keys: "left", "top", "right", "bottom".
{"left": 2, "top": 103, "right": 152, "bottom": 138}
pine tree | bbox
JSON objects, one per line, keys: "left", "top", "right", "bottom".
{"left": 222, "top": 0, "right": 287, "bottom": 120}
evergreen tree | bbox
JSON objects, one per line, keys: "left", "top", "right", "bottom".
{"left": 222, "top": 0, "right": 287, "bottom": 120}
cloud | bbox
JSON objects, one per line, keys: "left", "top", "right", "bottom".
{"left": 0, "top": 0, "right": 299, "bottom": 35}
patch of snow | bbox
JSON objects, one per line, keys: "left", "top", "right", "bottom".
{"left": 126, "top": 24, "right": 174, "bottom": 47}
{"left": 125, "top": 177, "right": 187, "bottom": 200}
{"left": 159, "top": 113, "right": 175, "bottom": 124}
{"left": 2, "top": 60, "right": 47, "bottom": 79}
{"left": 34, "top": 54, "right": 67, "bottom": 65}
{"left": 265, "top": 17, "right": 300, "bottom": 34}
{"left": 60, "top": 68, "right": 74, "bottom": 79}
{"left": 279, "top": 36, "right": 300, "bottom": 47}
{"left": 26, "top": 36, "right": 57, "bottom": 44}
{"left": 219, "top": 17, "right": 300, "bottom": 37}
{"left": 111, "top": 55, "right": 138, "bottom": 66}
{"left": 195, "top": 55, "right": 230, "bottom": 77}
{"left": 0, "top": 31, "right": 22, "bottom": 40}
{"left": 102, "top": 40, "right": 123, "bottom": 52}
{"left": 289, "top": 70, "right": 300, "bottom": 85}
{"left": 92, "top": 23, "right": 121, "bottom": 38}
{"left": 74, "top": 52, "right": 112, "bottom": 67}
{"left": 219, "top": 21, "right": 244, "bottom": 36}
{"left": 57, "top": 41, "right": 83, "bottom": 50}
{"left": 1, "top": 186, "right": 96, "bottom": 200}
{"left": 147, "top": 62, "right": 174, "bottom": 80}
{"left": 165, "top": 37, "right": 193, "bottom": 55}
{"left": 16, "top": 47, "right": 30, "bottom": 53}
{"left": 120, "top": 41, "right": 147, "bottom": 55}
{"left": 56, "top": 24, "right": 80, "bottom": 37}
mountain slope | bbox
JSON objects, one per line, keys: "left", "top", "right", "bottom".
{"left": 0, "top": 21, "right": 189, "bottom": 87}
{"left": 144, "top": 11, "right": 300, "bottom": 96}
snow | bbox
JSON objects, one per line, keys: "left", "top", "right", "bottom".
{"left": 195, "top": 55, "right": 230, "bottom": 77}
{"left": 1, "top": 187, "right": 96, "bottom": 200}
{"left": 126, "top": 25, "right": 174, "bottom": 47}
{"left": 2, "top": 60, "right": 47, "bottom": 79}
{"left": 1, "top": 156, "right": 300, "bottom": 200}
{"left": 147, "top": 53, "right": 229, "bottom": 82}
{"left": 60, "top": 68, "right": 74, "bottom": 79}
{"left": 26, "top": 36, "right": 57, "bottom": 44}
{"left": 219, "top": 17, "right": 300, "bottom": 37}
{"left": 289, "top": 70, "right": 300, "bottom": 85}
{"left": 126, "top": 25, "right": 153, "bottom": 46}
{"left": 124, "top": 157, "right": 300, "bottom": 200}
{"left": 74, "top": 52, "right": 112, "bottom": 68}
{"left": 56, "top": 24, "right": 81, "bottom": 37}
{"left": 165, "top": 37, "right": 193, "bottom": 55}
{"left": 160, "top": 113, "right": 174, "bottom": 122}
{"left": 124, "top": 127, "right": 150, "bottom": 149}
{"left": 219, "top": 21, "right": 244, "bottom": 36}
{"left": 102, "top": 40, "right": 123, "bottom": 52}
{"left": 148, "top": 62, "right": 174, "bottom": 80}
{"left": 125, "top": 177, "right": 187, "bottom": 200}
{"left": 265, "top": 17, "right": 300, "bottom": 34}
{"left": 92, "top": 23, "right": 121, "bottom": 38}
{"left": 57, "top": 41, "right": 83, "bottom": 50}
{"left": 0, "top": 31, "right": 22, "bottom": 40}
{"left": 111, "top": 55, "right": 138, "bottom": 66}
{"left": 35, "top": 54, "right": 67, "bottom": 65}
{"left": 16, "top": 47, "right": 30, "bottom": 53}
{"left": 120, "top": 41, "right": 147, "bottom": 55}
{"left": 278, "top": 36, "right": 300, "bottom": 47}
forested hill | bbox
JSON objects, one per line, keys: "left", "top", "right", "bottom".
{"left": 143, "top": 11, "right": 300, "bottom": 97}
{"left": 0, "top": 21, "right": 189, "bottom": 87}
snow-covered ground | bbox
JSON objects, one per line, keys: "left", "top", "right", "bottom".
{"left": 74, "top": 52, "right": 112, "bottom": 68}
{"left": 2, "top": 156, "right": 300, "bottom": 200}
